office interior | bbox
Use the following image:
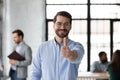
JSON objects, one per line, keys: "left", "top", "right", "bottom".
{"left": 0, "top": 0, "right": 120, "bottom": 79}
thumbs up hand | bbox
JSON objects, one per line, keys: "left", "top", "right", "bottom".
{"left": 61, "top": 38, "right": 71, "bottom": 58}
{"left": 61, "top": 38, "right": 78, "bottom": 61}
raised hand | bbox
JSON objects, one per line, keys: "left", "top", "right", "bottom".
{"left": 61, "top": 38, "right": 70, "bottom": 58}
{"left": 61, "top": 38, "right": 78, "bottom": 61}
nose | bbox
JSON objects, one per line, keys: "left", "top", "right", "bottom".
{"left": 60, "top": 24, "right": 66, "bottom": 29}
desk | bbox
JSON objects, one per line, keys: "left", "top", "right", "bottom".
{"left": 78, "top": 72, "right": 109, "bottom": 80}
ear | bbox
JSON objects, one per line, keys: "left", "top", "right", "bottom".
{"left": 69, "top": 25, "right": 72, "bottom": 30}
{"left": 19, "top": 35, "right": 23, "bottom": 40}
{"left": 53, "top": 23, "right": 55, "bottom": 29}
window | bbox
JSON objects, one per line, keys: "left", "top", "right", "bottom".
{"left": 113, "top": 21, "right": 120, "bottom": 52}
{"left": 46, "top": 0, "right": 120, "bottom": 72}
{"left": 46, "top": 0, "right": 87, "bottom": 72}
{"left": 91, "top": 5, "right": 120, "bottom": 18}
{"left": 91, "top": 20, "right": 110, "bottom": 65}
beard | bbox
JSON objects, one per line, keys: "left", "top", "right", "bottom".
{"left": 101, "top": 59, "right": 108, "bottom": 64}
{"left": 55, "top": 29, "right": 69, "bottom": 38}
{"left": 14, "top": 40, "right": 21, "bottom": 44}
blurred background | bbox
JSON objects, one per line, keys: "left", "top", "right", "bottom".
{"left": 0, "top": 0, "right": 120, "bottom": 79}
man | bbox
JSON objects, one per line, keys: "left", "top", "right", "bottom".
{"left": 90, "top": 51, "right": 109, "bottom": 73}
{"left": 9, "top": 29, "right": 32, "bottom": 80}
{"left": 90, "top": 51, "right": 109, "bottom": 80}
{"left": 31, "top": 11, "right": 84, "bottom": 80}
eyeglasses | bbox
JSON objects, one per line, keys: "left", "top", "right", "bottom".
{"left": 55, "top": 22, "right": 71, "bottom": 28}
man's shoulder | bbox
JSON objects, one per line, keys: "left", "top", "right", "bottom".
{"left": 39, "top": 39, "right": 54, "bottom": 47}
{"left": 93, "top": 61, "right": 100, "bottom": 65}
{"left": 69, "top": 39, "right": 83, "bottom": 46}
{"left": 21, "top": 42, "right": 31, "bottom": 49}
{"left": 43, "top": 39, "right": 53, "bottom": 44}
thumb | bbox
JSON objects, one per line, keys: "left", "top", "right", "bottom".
{"left": 63, "top": 37, "right": 67, "bottom": 46}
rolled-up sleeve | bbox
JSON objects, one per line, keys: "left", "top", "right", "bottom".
{"left": 90, "top": 61, "right": 96, "bottom": 72}
{"left": 70, "top": 42, "right": 84, "bottom": 64}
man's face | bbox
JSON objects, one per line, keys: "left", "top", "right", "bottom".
{"left": 100, "top": 54, "right": 108, "bottom": 63}
{"left": 12, "top": 33, "right": 22, "bottom": 44}
{"left": 53, "top": 15, "right": 71, "bottom": 38}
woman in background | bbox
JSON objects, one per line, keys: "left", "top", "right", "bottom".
{"left": 107, "top": 50, "right": 120, "bottom": 80}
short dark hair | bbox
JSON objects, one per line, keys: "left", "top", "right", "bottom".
{"left": 99, "top": 51, "right": 106, "bottom": 57}
{"left": 53, "top": 11, "right": 72, "bottom": 24}
{"left": 12, "top": 29, "right": 24, "bottom": 39}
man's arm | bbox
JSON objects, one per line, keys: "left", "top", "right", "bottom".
{"left": 90, "top": 61, "right": 97, "bottom": 72}
{"left": 61, "top": 38, "right": 84, "bottom": 64}
{"left": 90, "top": 61, "right": 106, "bottom": 73}
{"left": 15, "top": 46, "right": 32, "bottom": 66}
{"left": 31, "top": 46, "right": 42, "bottom": 80}
{"left": 93, "top": 69, "right": 105, "bottom": 73}
{"left": 68, "top": 50, "right": 77, "bottom": 61}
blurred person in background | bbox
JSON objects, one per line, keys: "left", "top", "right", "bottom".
{"left": 9, "top": 29, "right": 32, "bottom": 80}
{"left": 107, "top": 50, "right": 120, "bottom": 80}
{"left": 91, "top": 51, "right": 109, "bottom": 73}
{"left": 91, "top": 51, "right": 109, "bottom": 80}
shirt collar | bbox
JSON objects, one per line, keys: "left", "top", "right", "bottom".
{"left": 53, "top": 38, "right": 71, "bottom": 47}
{"left": 16, "top": 41, "right": 24, "bottom": 46}
{"left": 99, "top": 61, "right": 108, "bottom": 64}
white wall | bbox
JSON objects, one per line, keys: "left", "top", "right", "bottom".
{"left": 2, "top": 0, "right": 46, "bottom": 79}
{"left": 0, "top": 1, "right": 3, "bottom": 61}
{"left": 0, "top": 21, "right": 2, "bottom": 57}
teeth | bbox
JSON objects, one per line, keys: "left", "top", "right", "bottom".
{"left": 61, "top": 31, "right": 65, "bottom": 32}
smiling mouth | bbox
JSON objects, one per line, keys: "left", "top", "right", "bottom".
{"left": 60, "top": 30, "right": 65, "bottom": 32}
{"left": 59, "top": 29, "right": 67, "bottom": 32}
